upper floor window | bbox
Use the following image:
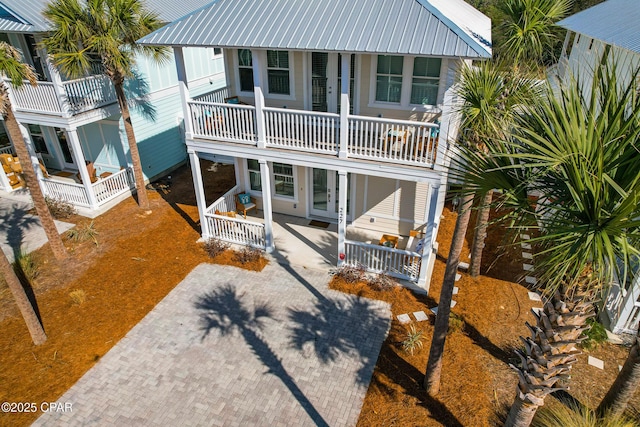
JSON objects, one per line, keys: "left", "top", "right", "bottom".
{"left": 238, "top": 49, "right": 254, "bottom": 92}
{"left": 375, "top": 55, "right": 403, "bottom": 103}
{"left": 267, "top": 50, "right": 290, "bottom": 95}
{"left": 410, "top": 58, "right": 441, "bottom": 105}
{"left": 213, "top": 47, "right": 222, "bottom": 57}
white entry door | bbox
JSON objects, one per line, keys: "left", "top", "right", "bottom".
{"left": 309, "top": 168, "right": 351, "bottom": 219}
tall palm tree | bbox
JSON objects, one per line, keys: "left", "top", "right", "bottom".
{"left": 0, "top": 42, "right": 68, "bottom": 260}
{"left": 0, "top": 250, "right": 47, "bottom": 345}
{"left": 458, "top": 64, "right": 640, "bottom": 425}
{"left": 43, "top": 0, "right": 169, "bottom": 210}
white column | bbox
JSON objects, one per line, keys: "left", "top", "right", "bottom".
{"left": 259, "top": 159, "right": 274, "bottom": 252}
{"left": 188, "top": 149, "right": 210, "bottom": 239}
{"left": 338, "top": 54, "right": 351, "bottom": 159}
{"left": 0, "top": 161, "right": 11, "bottom": 191}
{"left": 67, "top": 128, "right": 98, "bottom": 209}
{"left": 173, "top": 47, "right": 193, "bottom": 137}
{"left": 17, "top": 124, "right": 46, "bottom": 194}
{"left": 45, "top": 57, "right": 69, "bottom": 115}
{"left": 251, "top": 50, "right": 267, "bottom": 148}
{"left": 337, "top": 169, "right": 348, "bottom": 265}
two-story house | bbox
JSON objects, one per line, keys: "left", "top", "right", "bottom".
{"left": 553, "top": 0, "right": 640, "bottom": 335}
{"left": 138, "top": 0, "right": 492, "bottom": 290}
{"left": 0, "top": 0, "right": 225, "bottom": 216}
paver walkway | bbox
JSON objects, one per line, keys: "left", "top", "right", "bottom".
{"left": 35, "top": 262, "right": 391, "bottom": 426}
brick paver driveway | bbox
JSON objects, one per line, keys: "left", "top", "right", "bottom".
{"left": 35, "top": 262, "right": 391, "bottom": 426}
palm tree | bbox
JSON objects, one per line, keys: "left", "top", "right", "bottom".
{"left": 0, "top": 250, "right": 47, "bottom": 345}
{"left": 43, "top": 0, "right": 169, "bottom": 210}
{"left": 497, "top": 0, "right": 573, "bottom": 69}
{"left": 0, "top": 42, "right": 68, "bottom": 260}
{"left": 458, "top": 63, "right": 640, "bottom": 426}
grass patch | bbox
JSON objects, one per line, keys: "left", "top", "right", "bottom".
{"left": 69, "top": 289, "right": 86, "bottom": 306}
{"left": 13, "top": 248, "right": 39, "bottom": 284}
{"left": 66, "top": 221, "right": 99, "bottom": 246}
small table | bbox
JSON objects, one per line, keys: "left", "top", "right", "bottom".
{"left": 379, "top": 234, "right": 399, "bottom": 249}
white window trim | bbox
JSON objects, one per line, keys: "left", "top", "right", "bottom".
{"left": 262, "top": 50, "right": 295, "bottom": 101}
{"left": 243, "top": 159, "right": 298, "bottom": 202}
{"left": 212, "top": 47, "right": 223, "bottom": 59}
{"left": 368, "top": 55, "right": 446, "bottom": 112}
{"left": 234, "top": 49, "right": 255, "bottom": 98}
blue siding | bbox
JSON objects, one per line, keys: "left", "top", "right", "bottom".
{"left": 78, "top": 121, "right": 124, "bottom": 175}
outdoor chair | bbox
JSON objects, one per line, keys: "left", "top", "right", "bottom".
{"left": 235, "top": 193, "right": 257, "bottom": 219}
{"left": 76, "top": 160, "right": 98, "bottom": 184}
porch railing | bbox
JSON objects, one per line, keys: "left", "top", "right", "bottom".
{"left": 62, "top": 74, "right": 117, "bottom": 113}
{"left": 343, "top": 240, "right": 421, "bottom": 282}
{"left": 0, "top": 146, "right": 14, "bottom": 155}
{"left": 206, "top": 185, "right": 239, "bottom": 214}
{"left": 190, "top": 101, "right": 257, "bottom": 143}
{"left": 42, "top": 178, "right": 91, "bottom": 207}
{"left": 9, "top": 80, "right": 62, "bottom": 114}
{"left": 264, "top": 107, "right": 339, "bottom": 154}
{"left": 347, "top": 115, "right": 439, "bottom": 165}
{"left": 193, "top": 86, "right": 230, "bottom": 103}
{"left": 91, "top": 168, "right": 135, "bottom": 204}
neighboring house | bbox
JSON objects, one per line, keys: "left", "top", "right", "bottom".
{"left": 0, "top": 0, "right": 225, "bottom": 216}
{"left": 554, "top": 0, "right": 640, "bottom": 334}
{"left": 138, "top": 0, "right": 492, "bottom": 290}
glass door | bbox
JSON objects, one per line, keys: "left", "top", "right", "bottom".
{"left": 310, "top": 168, "right": 350, "bottom": 219}
{"left": 311, "top": 53, "right": 339, "bottom": 113}
{"left": 55, "top": 128, "right": 76, "bottom": 169}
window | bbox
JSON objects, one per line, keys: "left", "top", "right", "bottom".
{"left": 247, "top": 159, "right": 261, "bottom": 191}
{"left": 273, "top": 163, "right": 294, "bottom": 198}
{"left": 238, "top": 49, "right": 254, "bottom": 92}
{"left": 375, "top": 55, "right": 403, "bottom": 103}
{"left": 267, "top": 50, "right": 290, "bottom": 95}
{"left": 28, "top": 124, "right": 48, "bottom": 154}
{"left": 410, "top": 57, "right": 441, "bottom": 105}
{"left": 213, "top": 47, "right": 222, "bottom": 57}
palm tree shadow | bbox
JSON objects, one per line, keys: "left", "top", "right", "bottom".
{"left": 124, "top": 70, "right": 157, "bottom": 122}
{"left": 194, "top": 284, "right": 330, "bottom": 427}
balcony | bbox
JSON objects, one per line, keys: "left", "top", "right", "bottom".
{"left": 189, "top": 89, "right": 441, "bottom": 168}
{"left": 6, "top": 74, "right": 117, "bottom": 116}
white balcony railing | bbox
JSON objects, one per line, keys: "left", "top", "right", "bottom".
{"left": 190, "top": 101, "right": 257, "bottom": 143}
{"left": 207, "top": 185, "right": 239, "bottom": 214}
{"left": 0, "top": 146, "right": 14, "bottom": 155}
{"left": 264, "top": 107, "right": 339, "bottom": 154}
{"left": 6, "top": 74, "right": 116, "bottom": 115}
{"left": 193, "top": 86, "right": 230, "bottom": 103}
{"left": 91, "top": 168, "right": 135, "bottom": 204}
{"left": 343, "top": 240, "right": 421, "bottom": 282}
{"left": 42, "top": 178, "right": 91, "bottom": 207}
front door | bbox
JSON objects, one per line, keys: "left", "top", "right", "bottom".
{"left": 311, "top": 52, "right": 338, "bottom": 113}
{"left": 310, "top": 168, "right": 351, "bottom": 219}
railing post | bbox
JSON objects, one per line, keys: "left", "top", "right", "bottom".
{"left": 173, "top": 47, "right": 193, "bottom": 138}
{"left": 337, "top": 169, "right": 348, "bottom": 265}
{"left": 339, "top": 54, "right": 351, "bottom": 159}
{"left": 188, "top": 149, "right": 210, "bottom": 239}
{"left": 251, "top": 50, "right": 267, "bottom": 148}
{"left": 67, "top": 128, "right": 98, "bottom": 209}
{"left": 417, "top": 242, "right": 438, "bottom": 293}
{"left": 259, "top": 159, "right": 274, "bottom": 252}
{"left": 45, "top": 56, "right": 70, "bottom": 116}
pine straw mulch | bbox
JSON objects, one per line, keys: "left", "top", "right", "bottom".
{"left": 331, "top": 202, "right": 639, "bottom": 426}
{"left": 0, "top": 161, "right": 265, "bottom": 427}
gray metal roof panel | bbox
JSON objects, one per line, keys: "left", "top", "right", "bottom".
{"left": 558, "top": 0, "right": 640, "bottom": 55}
{"left": 139, "top": 0, "right": 492, "bottom": 58}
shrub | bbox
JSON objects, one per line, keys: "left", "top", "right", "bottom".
{"left": 532, "top": 401, "right": 639, "bottom": 427}
{"left": 402, "top": 325, "right": 424, "bottom": 355}
{"left": 581, "top": 317, "right": 609, "bottom": 350}
{"left": 45, "top": 196, "right": 76, "bottom": 219}
{"left": 332, "top": 264, "right": 367, "bottom": 284}
{"left": 232, "top": 247, "right": 262, "bottom": 264}
{"left": 13, "top": 248, "right": 39, "bottom": 283}
{"left": 69, "top": 289, "right": 86, "bottom": 305}
{"left": 66, "top": 221, "right": 99, "bottom": 246}
{"left": 203, "top": 238, "right": 229, "bottom": 258}
{"left": 449, "top": 312, "right": 465, "bottom": 335}
{"left": 368, "top": 272, "right": 398, "bottom": 291}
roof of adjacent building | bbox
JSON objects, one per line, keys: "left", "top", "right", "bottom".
{"left": 557, "top": 0, "right": 640, "bottom": 55}
{"left": 0, "top": 0, "right": 214, "bottom": 33}
{"left": 137, "top": 0, "right": 492, "bottom": 58}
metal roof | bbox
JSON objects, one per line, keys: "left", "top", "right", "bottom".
{"left": 557, "top": 0, "right": 640, "bottom": 55}
{"left": 138, "top": 0, "right": 492, "bottom": 58}
{"left": 0, "top": 0, "right": 214, "bottom": 33}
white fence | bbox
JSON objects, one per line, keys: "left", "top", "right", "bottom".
{"left": 264, "top": 107, "right": 339, "bottom": 154}
{"left": 347, "top": 115, "right": 439, "bottom": 165}
{"left": 42, "top": 179, "right": 91, "bottom": 207}
{"left": 343, "top": 240, "right": 421, "bottom": 282}
{"left": 193, "top": 86, "right": 230, "bottom": 104}
{"left": 190, "top": 101, "right": 257, "bottom": 142}
{"left": 91, "top": 168, "right": 135, "bottom": 204}
{"left": 63, "top": 74, "right": 116, "bottom": 113}
{"left": 207, "top": 185, "right": 239, "bottom": 214}
{"left": 0, "top": 146, "right": 14, "bottom": 155}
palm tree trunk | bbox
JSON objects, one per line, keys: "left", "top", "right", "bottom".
{"left": 4, "top": 104, "right": 67, "bottom": 260}
{"left": 0, "top": 249, "right": 46, "bottom": 345}
{"left": 504, "top": 394, "right": 542, "bottom": 427}
{"left": 597, "top": 327, "right": 640, "bottom": 418}
{"left": 113, "top": 80, "right": 149, "bottom": 210}
{"left": 424, "top": 193, "right": 473, "bottom": 395}
{"left": 470, "top": 190, "right": 492, "bottom": 277}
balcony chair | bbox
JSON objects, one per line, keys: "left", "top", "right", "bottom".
{"left": 76, "top": 161, "right": 98, "bottom": 184}
{"left": 235, "top": 193, "right": 257, "bottom": 219}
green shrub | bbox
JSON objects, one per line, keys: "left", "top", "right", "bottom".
{"left": 448, "top": 312, "right": 465, "bottom": 335}
{"left": 66, "top": 221, "right": 99, "bottom": 246}
{"left": 582, "top": 317, "right": 608, "bottom": 350}
{"left": 402, "top": 325, "right": 424, "bottom": 355}
{"left": 13, "top": 248, "right": 39, "bottom": 283}
{"left": 532, "top": 401, "right": 639, "bottom": 427}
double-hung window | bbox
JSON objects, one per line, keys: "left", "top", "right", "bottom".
{"left": 410, "top": 58, "right": 441, "bottom": 105}
{"left": 238, "top": 49, "right": 254, "bottom": 92}
{"left": 247, "top": 159, "right": 261, "bottom": 191}
{"left": 267, "top": 50, "right": 290, "bottom": 95}
{"left": 375, "top": 55, "right": 403, "bottom": 103}
{"left": 28, "top": 124, "right": 48, "bottom": 154}
{"left": 272, "top": 163, "right": 294, "bottom": 198}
